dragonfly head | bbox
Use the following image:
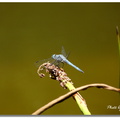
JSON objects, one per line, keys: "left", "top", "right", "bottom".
{"left": 52, "top": 54, "right": 56, "bottom": 59}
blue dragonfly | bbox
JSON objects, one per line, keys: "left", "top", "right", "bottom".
{"left": 36, "top": 47, "right": 84, "bottom": 73}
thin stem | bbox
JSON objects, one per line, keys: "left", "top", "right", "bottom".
{"left": 116, "top": 26, "right": 120, "bottom": 91}
{"left": 116, "top": 26, "right": 120, "bottom": 52}
{"left": 32, "top": 83, "right": 120, "bottom": 115}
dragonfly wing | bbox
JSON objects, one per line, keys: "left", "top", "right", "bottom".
{"left": 61, "top": 46, "right": 70, "bottom": 59}
{"left": 34, "top": 57, "right": 53, "bottom": 68}
{"left": 66, "top": 51, "right": 71, "bottom": 59}
{"left": 61, "top": 46, "right": 67, "bottom": 57}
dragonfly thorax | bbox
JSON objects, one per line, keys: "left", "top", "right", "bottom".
{"left": 52, "top": 54, "right": 65, "bottom": 62}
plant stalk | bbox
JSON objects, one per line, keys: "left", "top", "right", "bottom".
{"left": 64, "top": 80, "right": 91, "bottom": 115}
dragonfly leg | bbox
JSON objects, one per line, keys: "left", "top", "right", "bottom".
{"left": 60, "top": 62, "right": 64, "bottom": 68}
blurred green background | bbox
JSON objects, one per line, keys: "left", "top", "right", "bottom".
{"left": 0, "top": 3, "right": 119, "bottom": 115}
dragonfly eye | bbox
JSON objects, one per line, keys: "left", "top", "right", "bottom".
{"left": 52, "top": 54, "right": 56, "bottom": 59}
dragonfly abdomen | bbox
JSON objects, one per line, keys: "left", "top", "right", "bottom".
{"left": 65, "top": 59, "right": 84, "bottom": 73}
